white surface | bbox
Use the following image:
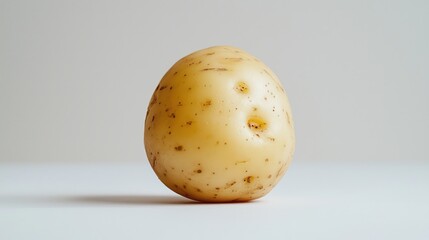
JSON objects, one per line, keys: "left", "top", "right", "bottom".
{"left": 1, "top": 162, "right": 428, "bottom": 240}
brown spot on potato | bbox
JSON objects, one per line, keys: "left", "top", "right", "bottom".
{"left": 224, "top": 57, "right": 243, "bottom": 62}
{"left": 186, "top": 121, "right": 193, "bottom": 125}
{"left": 235, "top": 81, "right": 249, "bottom": 94}
{"left": 175, "top": 145, "right": 183, "bottom": 151}
{"left": 159, "top": 86, "right": 167, "bottom": 90}
{"left": 225, "top": 181, "right": 236, "bottom": 189}
{"left": 244, "top": 176, "right": 254, "bottom": 183}
{"left": 206, "top": 52, "right": 215, "bottom": 55}
{"left": 234, "top": 160, "right": 248, "bottom": 165}
{"left": 202, "top": 100, "right": 212, "bottom": 107}
{"left": 201, "top": 68, "right": 228, "bottom": 71}
{"left": 149, "top": 95, "right": 157, "bottom": 106}
{"left": 247, "top": 117, "right": 267, "bottom": 132}
{"left": 151, "top": 156, "right": 157, "bottom": 167}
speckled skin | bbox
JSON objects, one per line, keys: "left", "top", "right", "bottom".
{"left": 144, "top": 46, "right": 295, "bottom": 202}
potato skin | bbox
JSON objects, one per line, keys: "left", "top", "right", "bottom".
{"left": 144, "top": 46, "right": 295, "bottom": 202}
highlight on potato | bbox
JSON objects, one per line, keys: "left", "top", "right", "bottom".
{"left": 144, "top": 46, "right": 295, "bottom": 202}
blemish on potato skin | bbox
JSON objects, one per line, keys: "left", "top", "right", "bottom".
{"left": 247, "top": 117, "right": 267, "bottom": 132}
{"left": 159, "top": 86, "right": 167, "bottom": 90}
{"left": 202, "top": 100, "right": 212, "bottom": 107}
{"left": 224, "top": 57, "right": 243, "bottom": 62}
{"left": 186, "top": 121, "right": 193, "bottom": 125}
{"left": 149, "top": 95, "right": 157, "bottom": 106}
{"left": 206, "top": 52, "right": 215, "bottom": 55}
{"left": 234, "top": 160, "right": 248, "bottom": 165}
{"left": 174, "top": 145, "right": 183, "bottom": 151}
{"left": 225, "top": 181, "right": 236, "bottom": 189}
{"left": 235, "top": 81, "right": 249, "bottom": 94}
{"left": 169, "top": 113, "right": 176, "bottom": 118}
{"left": 151, "top": 156, "right": 157, "bottom": 167}
{"left": 244, "top": 176, "right": 254, "bottom": 183}
{"left": 201, "top": 67, "right": 228, "bottom": 71}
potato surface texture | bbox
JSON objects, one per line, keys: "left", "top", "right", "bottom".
{"left": 144, "top": 46, "right": 295, "bottom": 202}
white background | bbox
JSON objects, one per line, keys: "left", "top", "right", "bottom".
{"left": 1, "top": 0, "right": 428, "bottom": 239}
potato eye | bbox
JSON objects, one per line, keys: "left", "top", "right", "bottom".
{"left": 235, "top": 81, "right": 249, "bottom": 94}
{"left": 247, "top": 116, "right": 267, "bottom": 132}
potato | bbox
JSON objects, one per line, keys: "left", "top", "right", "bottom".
{"left": 144, "top": 46, "right": 295, "bottom": 202}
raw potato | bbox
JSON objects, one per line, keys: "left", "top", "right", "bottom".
{"left": 144, "top": 46, "right": 295, "bottom": 202}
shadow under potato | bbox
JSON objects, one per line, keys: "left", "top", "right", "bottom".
{"left": 70, "top": 195, "right": 193, "bottom": 205}
{"left": 1, "top": 194, "right": 258, "bottom": 206}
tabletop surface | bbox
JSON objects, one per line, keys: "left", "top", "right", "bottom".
{"left": 1, "top": 161, "right": 428, "bottom": 240}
